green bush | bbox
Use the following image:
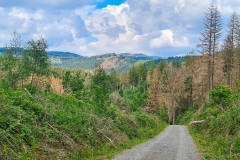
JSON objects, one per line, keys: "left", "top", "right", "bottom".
{"left": 176, "top": 109, "right": 194, "bottom": 125}
{"left": 209, "top": 85, "right": 234, "bottom": 108}
{"left": 24, "top": 84, "right": 38, "bottom": 95}
{"left": 0, "top": 78, "right": 10, "bottom": 90}
{"left": 188, "top": 98, "right": 240, "bottom": 159}
{"left": 156, "top": 106, "right": 169, "bottom": 123}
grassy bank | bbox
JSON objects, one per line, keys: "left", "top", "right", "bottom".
{"left": 0, "top": 80, "right": 167, "bottom": 159}
{"left": 177, "top": 86, "right": 240, "bottom": 159}
{"left": 82, "top": 122, "right": 167, "bottom": 160}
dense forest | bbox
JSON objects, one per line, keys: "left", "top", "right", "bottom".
{"left": 0, "top": 3, "right": 240, "bottom": 160}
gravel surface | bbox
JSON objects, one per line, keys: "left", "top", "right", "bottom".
{"left": 112, "top": 125, "right": 199, "bottom": 160}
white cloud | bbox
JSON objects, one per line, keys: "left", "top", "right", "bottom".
{"left": 150, "top": 30, "right": 188, "bottom": 48}
{"left": 1, "top": 0, "right": 240, "bottom": 57}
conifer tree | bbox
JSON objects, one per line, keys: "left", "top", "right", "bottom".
{"left": 149, "top": 61, "right": 156, "bottom": 78}
{"left": 109, "top": 69, "right": 118, "bottom": 92}
{"left": 129, "top": 65, "right": 138, "bottom": 87}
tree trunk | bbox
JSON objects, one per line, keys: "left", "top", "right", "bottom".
{"left": 212, "top": 53, "right": 214, "bottom": 88}
{"left": 239, "top": 59, "right": 240, "bottom": 80}
{"left": 207, "top": 58, "right": 211, "bottom": 99}
{"left": 31, "top": 72, "right": 35, "bottom": 84}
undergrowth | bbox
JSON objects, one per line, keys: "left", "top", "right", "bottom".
{"left": 0, "top": 79, "right": 167, "bottom": 159}
{"left": 177, "top": 85, "right": 240, "bottom": 160}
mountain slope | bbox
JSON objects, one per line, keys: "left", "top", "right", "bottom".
{"left": 55, "top": 53, "right": 157, "bottom": 73}
{"left": 48, "top": 51, "right": 83, "bottom": 58}
{"left": 0, "top": 47, "right": 184, "bottom": 73}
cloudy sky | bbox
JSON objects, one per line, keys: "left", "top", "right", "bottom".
{"left": 0, "top": 0, "right": 239, "bottom": 57}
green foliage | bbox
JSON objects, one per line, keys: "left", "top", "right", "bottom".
{"left": 128, "top": 91, "right": 147, "bottom": 111}
{"left": 62, "top": 70, "right": 71, "bottom": 89}
{"left": 137, "top": 63, "right": 148, "bottom": 82}
{"left": 70, "top": 74, "right": 84, "bottom": 92}
{"left": 109, "top": 69, "right": 119, "bottom": 92}
{"left": 172, "top": 59, "right": 182, "bottom": 68}
{"left": 189, "top": 104, "right": 240, "bottom": 159}
{"left": 176, "top": 109, "right": 194, "bottom": 125}
{"left": 91, "top": 65, "right": 110, "bottom": 113}
{"left": 24, "top": 37, "right": 50, "bottom": 84}
{"left": 179, "top": 85, "right": 240, "bottom": 159}
{"left": 184, "top": 76, "right": 193, "bottom": 106}
{"left": 118, "top": 88, "right": 123, "bottom": 97}
{"left": 24, "top": 84, "right": 38, "bottom": 95}
{"left": 0, "top": 78, "right": 10, "bottom": 90}
{"left": 92, "top": 65, "right": 109, "bottom": 93}
{"left": 59, "top": 57, "right": 104, "bottom": 70}
{"left": 209, "top": 85, "right": 234, "bottom": 107}
{"left": 156, "top": 106, "right": 169, "bottom": 123}
{"left": 0, "top": 32, "right": 51, "bottom": 88}
{"left": 44, "top": 84, "right": 51, "bottom": 93}
{"left": 148, "top": 61, "right": 156, "bottom": 77}
{"left": 128, "top": 63, "right": 148, "bottom": 87}
{"left": 62, "top": 70, "right": 84, "bottom": 93}
{"left": 235, "top": 79, "right": 240, "bottom": 93}
{"left": 129, "top": 65, "right": 138, "bottom": 86}
{"left": 0, "top": 30, "right": 22, "bottom": 88}
{"left": 0, "top": 32, "right": 169, "bottom": 159}
{"left": 158, "top": 60, "right": 166, "bottom": 72}
{"left": 135, "top": 112, "right": 156, "bottom": 127}
{"left": 0, "top": 80, "right": 167, "bottom": 159}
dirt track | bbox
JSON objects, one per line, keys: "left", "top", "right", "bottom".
{"left": 112, "top": 125, "right": 199, "bottom": 160}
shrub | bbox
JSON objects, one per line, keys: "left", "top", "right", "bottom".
{"left": 209, "top": 85, "right": 234, "bottom": 108}
{"left": 0, "top": 78, "right": 10, "bottom": 90}
{"left": 24, "top": 84, "right": 38, "bottom": 95}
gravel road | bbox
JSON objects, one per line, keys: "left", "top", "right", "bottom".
{"left": 112, "top": 125, "right": 199, "bottom": 160}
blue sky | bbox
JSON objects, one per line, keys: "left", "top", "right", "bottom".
{"left": 0, "top": 0, "right": 239, "bottom": 57}
{"left": 95, "top": 0, "right": 126, "bottom": 9}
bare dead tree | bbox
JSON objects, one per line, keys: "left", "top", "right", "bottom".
{"left": 198, "top": 4, "right": 222, "bottom": 98}
{"left": 222, "top": 35, "right": 234, "bottom": 88}
{"left": 223, "top": 12, "right": 239, "bottom": 88}
{"left": 235, "top": 15, "right": 240, "bottom": 80}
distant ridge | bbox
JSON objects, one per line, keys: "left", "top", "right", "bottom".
{"left": 0, "top": 47, "right": 185, "bottom": 73}
{"left": 47, "top": 51, "right": 83, "bottom": 58}
{"left": 0, "top": 47, "right": 83, "bottom": 58}
{"left": 120, "top": 53, "right": 150, "bottom": 58}
{"left": 0, "top": 47, "right": 162, "bottom": 60}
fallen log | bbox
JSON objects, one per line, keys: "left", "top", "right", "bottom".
{"left": 190, "top": 120, "right": 205, "bottom": 125}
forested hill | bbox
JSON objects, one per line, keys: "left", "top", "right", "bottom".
{"left": 0, "top": 47, "right": 82, "bottom": 58}
{"left": 0, "top": 47, "right": 184, "bottom": 73}
{"left": 49, "top": 52, "right": 185, "bottom": 73}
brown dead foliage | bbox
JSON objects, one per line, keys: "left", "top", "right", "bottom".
{"left": 146, "top": 51, "right": 240, "bottom": 124}
{"left": 51, "top": 74, "right": 64, "bottom": 94}
{"left": 101, "top": 57, "right": 124, "bottom": 70}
